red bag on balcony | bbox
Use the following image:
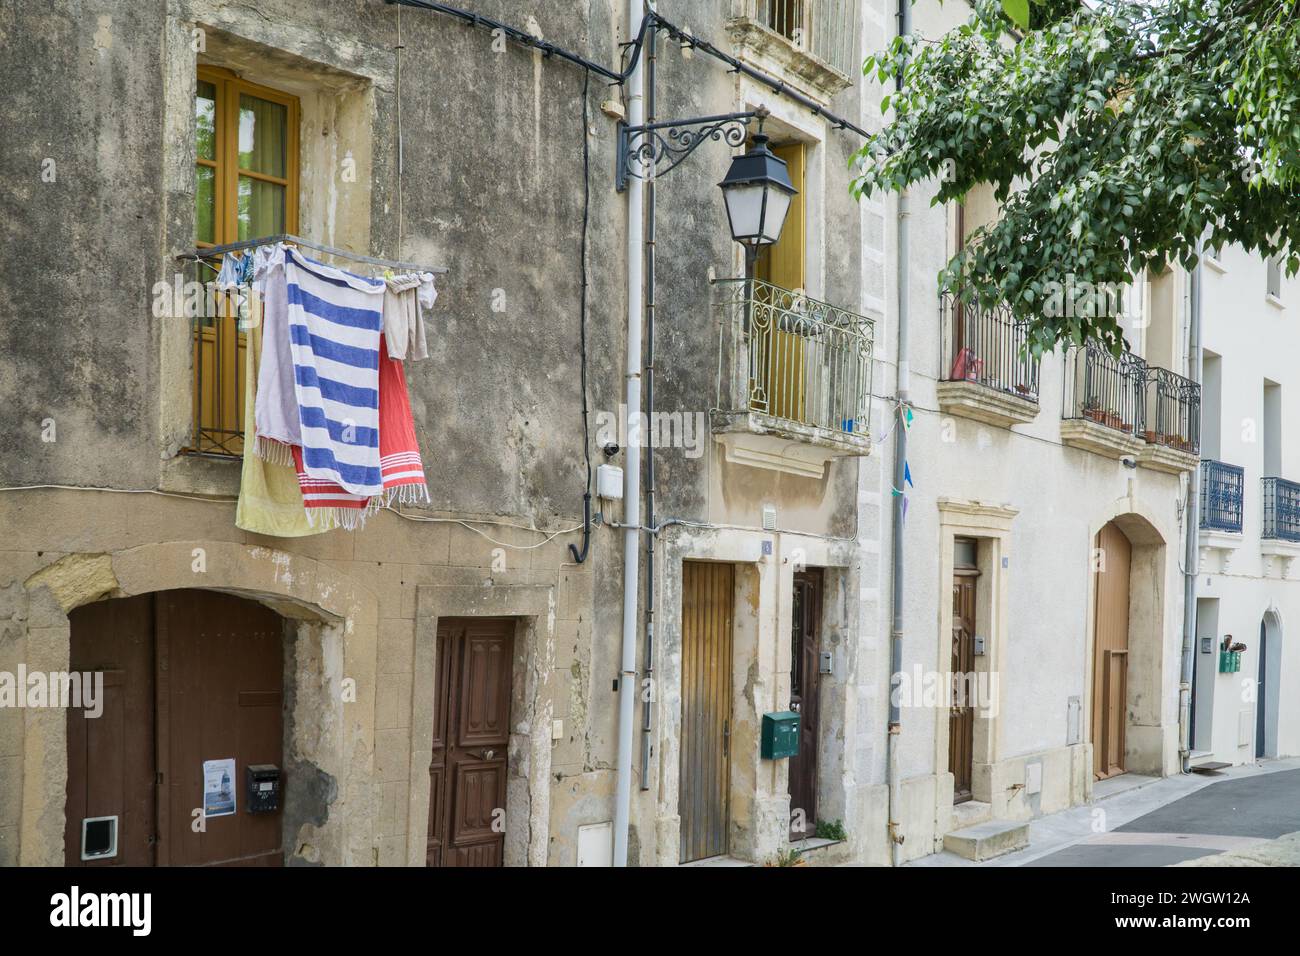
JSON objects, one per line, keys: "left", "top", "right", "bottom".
{"left": 950, "top": 346, "right": 984, "bottom": 382}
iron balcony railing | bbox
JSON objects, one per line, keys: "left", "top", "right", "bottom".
{"left": 1261, "top": 477, "right": 1300, "bottom": 541}
{"left": 1063, "top": 343, "right": 1202, "bottom": 452}
{"left": 1200, "top": 460, "right": 1244, "bottom": 533}
{"left": 729, "top": 0, "right": 861, "bottom": 77}
{"left": 1143, "top": 366, "right": 1200, "bottom": 455}
{"left": 715, "top": 278, "right": 874, "bottom": 437}
{"left": 940, "top": 294, "right": 1040, "bottom": 402}
{"left": 1062, "top": 343, "right": 1147, "bottom": 437}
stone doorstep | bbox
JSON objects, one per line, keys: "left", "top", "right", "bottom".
{"left": 942, "top": 820, "right": 1031, "bottom": 862}
{"left": 950, "top": 799, "right": 993, "bottom": 830}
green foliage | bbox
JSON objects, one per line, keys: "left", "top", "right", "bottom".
{"left": 814, "top": 818, "right": 848, "bottom": 841}
{"left": 853, "top": 0, "right": 1300, "bottom": 353}
{"left": 770, "top": 847, "right": 805, "bottom": 867}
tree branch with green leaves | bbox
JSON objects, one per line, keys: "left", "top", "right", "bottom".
{"left": 851, "top": 0, "right": 1300, "bottom": 354}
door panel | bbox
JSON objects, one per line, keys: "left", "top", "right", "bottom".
{"left": 1092, "top": 523, "right": 1131, "bottom": 779}
{"left": 788, "top": 569, "right": 821, "bottom": 838}
{"left": 66, "top": 594, "right": 157, "bottom": 866}
{"left": 157, "top": 589, "right": 284, "bottom": 866}
{"left": 428, "top": 618, "right": 513, "bottom": 867}
{"left": 680, "top": 561, "right": 735, "bottom": 863}
{"left": 950, "top": 575, "right": 977, "bottom": 803}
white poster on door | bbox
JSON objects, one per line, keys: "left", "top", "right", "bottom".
{"left": 202, "top": 758, "right": 237, "bottom": 818}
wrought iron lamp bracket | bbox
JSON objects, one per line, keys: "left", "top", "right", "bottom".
{"left": 616, "top": 109, "right": 764, "bottom": 192}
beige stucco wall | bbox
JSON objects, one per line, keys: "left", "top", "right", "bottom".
{"left": 0, "top": 487, "right": 589, "bottom": 867}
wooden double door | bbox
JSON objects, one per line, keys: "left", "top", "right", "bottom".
{"left": 427, "top": 618, "right": 514, "bottom": 867}
{"left": 1092, "top": 522, "right": 1131, "bottom": 779}
{"left": 65, "top": 589, "right": 285, "bottom": 867}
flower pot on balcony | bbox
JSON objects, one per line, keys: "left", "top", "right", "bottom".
{"left": 1083, "top": 407, "right": 1105, "bottom": 424}
{"left": 1142, "top": 430, "right": 1158, "bottom": 444}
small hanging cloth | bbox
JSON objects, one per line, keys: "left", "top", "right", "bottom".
{"left": 383, "top": 272, "right": 436, "bottom": 361}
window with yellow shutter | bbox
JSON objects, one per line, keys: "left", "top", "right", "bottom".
{"left": 190, "top": 67, "right": 299, "bottom": 456}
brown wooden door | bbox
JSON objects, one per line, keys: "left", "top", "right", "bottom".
{"left": 67, "top": 589, "right": 285, "bottom": 867}
{"left": 428, "top": 617, "right": 513, "bottom": 867}
{"left": 157, "top": 589, "right": 284, "bottom": 866}
{"left": 788, "top": 569, "right": 821, "bottom": 838}
{"left": 1092, "top": 523, "right": 1131, "bottom": 779}
{"left": 950, "top": 573, "right": 978, "bottom": 803}
{"left": 679, "top": 561, "right": 735, "bottom": 863}
{"left": 66, "top": 594, "right": 158, "bottom": 866}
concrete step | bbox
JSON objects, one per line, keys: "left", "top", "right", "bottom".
{"left": 943, "top": 820, "right": 1030, "bottom": 862}
{"left": 951, "top": 799, "right": 993, "bottom": 830}
{"left": 1188, "top": 750, "right": 1214, "bottom": 767}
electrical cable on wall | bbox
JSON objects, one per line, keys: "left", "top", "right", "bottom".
{"left": 570, "top": 67, "right": 595, "bottom": 563}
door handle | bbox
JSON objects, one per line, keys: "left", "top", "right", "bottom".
{"left": 475, "top": 749, "right": 496, "bottom": 761}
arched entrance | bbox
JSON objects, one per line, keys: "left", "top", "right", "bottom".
{"left": 1092, "top": 522, "right": 1132, "bottom": 778}
{"left": 1257, "top": 610, "right": 1282, "bottom": 759}
{"left": 64, "top": 589, "right": 286, "bottom": 866}
{"left": 1087, "top": 509, "right": 1171, "bottom": 780}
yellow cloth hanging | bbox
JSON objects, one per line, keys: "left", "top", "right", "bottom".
{"left": 235, "top": 305, "right": 334, "bottom": 537}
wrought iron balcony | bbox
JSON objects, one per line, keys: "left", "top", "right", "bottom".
{"left": 1061, "top": 344, "right": 1201, "bottom": 470}
{"left": 1261, "top": 477, "right": 1300, "bottom": 542}
{"left": 712, "top": 278, "right": 874, "bottom": 476}
{"left": 1142, "top": 367, "right": 1200, "bottom": 456}
{"left": 1200, "top": 460, "right": 1244, "bottom": 534}
{"left": 940, "top": 295, "right": 1040, "bottom": 402}
{"left": 1062, "top": 343, "right": 1147, "bottom": 436}
{"left": 727, "top": 0, "right": 861, "bottom": 81}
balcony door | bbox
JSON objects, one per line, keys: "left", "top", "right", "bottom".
{"left": 752, "top": 142, "right": 809, "bottom": 425}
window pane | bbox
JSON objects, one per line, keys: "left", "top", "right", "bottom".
{"left": 237, "top": 176, "right": 285, "bottom": 240}
{"left": 196, "top": 80, "right": 217, "bottom": 161}
{"left": 238, "top": 93, "right": 287, "bottom": 177}
{"left": 195, "top": 164, "right": 215, "bottom": 243}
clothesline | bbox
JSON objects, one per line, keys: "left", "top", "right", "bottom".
{"left": 179, "top": 233, "right": 449, "bottom": 276}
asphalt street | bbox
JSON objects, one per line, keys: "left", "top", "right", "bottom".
{"left": 1025, "top": 768, "right": 1300, "bottom": 867}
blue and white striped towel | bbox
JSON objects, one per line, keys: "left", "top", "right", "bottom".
{"left": 284, "top": 246, "right": 387, "bottom": 497}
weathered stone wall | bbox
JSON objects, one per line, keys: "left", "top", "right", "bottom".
{"left": 0, "top": 0, "right": 871, "bottom": 866}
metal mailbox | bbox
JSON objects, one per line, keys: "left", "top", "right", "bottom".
{"left": 761, "top": 710, "right": 801, "bottom": 759}
{"left": 246, "top": 764, "right": 282, "bottom": 814}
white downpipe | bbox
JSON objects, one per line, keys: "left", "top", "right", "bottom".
{"left": 613, "top": 0, "right": 647, "bottom": 867}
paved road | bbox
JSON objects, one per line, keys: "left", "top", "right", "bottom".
{"left": 1026, "top": 769, "right": 1300, "bottom": 867}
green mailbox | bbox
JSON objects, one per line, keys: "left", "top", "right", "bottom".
{"left": 761, "top": 711, "right": 801, "bottom": 759}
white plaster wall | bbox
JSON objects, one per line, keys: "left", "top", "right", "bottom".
{"left": 1197, "top": 245, "right": 1300, "bottom": 764}
{"left": 858, "top": 0, "right": 1189, "bottom": 810}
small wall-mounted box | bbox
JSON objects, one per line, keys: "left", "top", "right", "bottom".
{"left": 246, "top": 764, "right": 281, "bottom": 814}
{"left": 760, "top": 711, "right": 801, "bottom": 760}
{"left": 597, "top": 464, "right": 624, "bottom": 500}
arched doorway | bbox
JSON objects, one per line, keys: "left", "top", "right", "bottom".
{"left": 1257, "top": 611, "right": 1282, "bottom": 759}
{"left": 1092, "top": 521, "right": 1132, "bottom": 779}
{"left": 64, "top": 589, "right": 286, "bottom": 866}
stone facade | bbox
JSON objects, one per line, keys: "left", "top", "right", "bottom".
{"left": 0, "top": 0, "right": 877, "bottom": 867}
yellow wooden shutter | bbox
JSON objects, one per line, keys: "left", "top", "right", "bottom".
{"left": 756, "top": 142, "right": 805, "bottom": 292}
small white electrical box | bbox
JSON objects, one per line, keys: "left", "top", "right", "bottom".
{"left": 762, "top": 505, "right": 777, "bottom": 530}
{"left": 597, "top": 464, "right": 624, "bottom": 500}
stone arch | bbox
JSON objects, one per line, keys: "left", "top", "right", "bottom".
{"left": 1084, "top": 497, "right": 1177, "bottom": 780}
{"left": 18, "top": 541, "right": 379, "bottom": 866}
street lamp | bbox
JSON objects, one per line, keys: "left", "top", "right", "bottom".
{"left": 718, "top": 130, "right": 796, "bottom": 255}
